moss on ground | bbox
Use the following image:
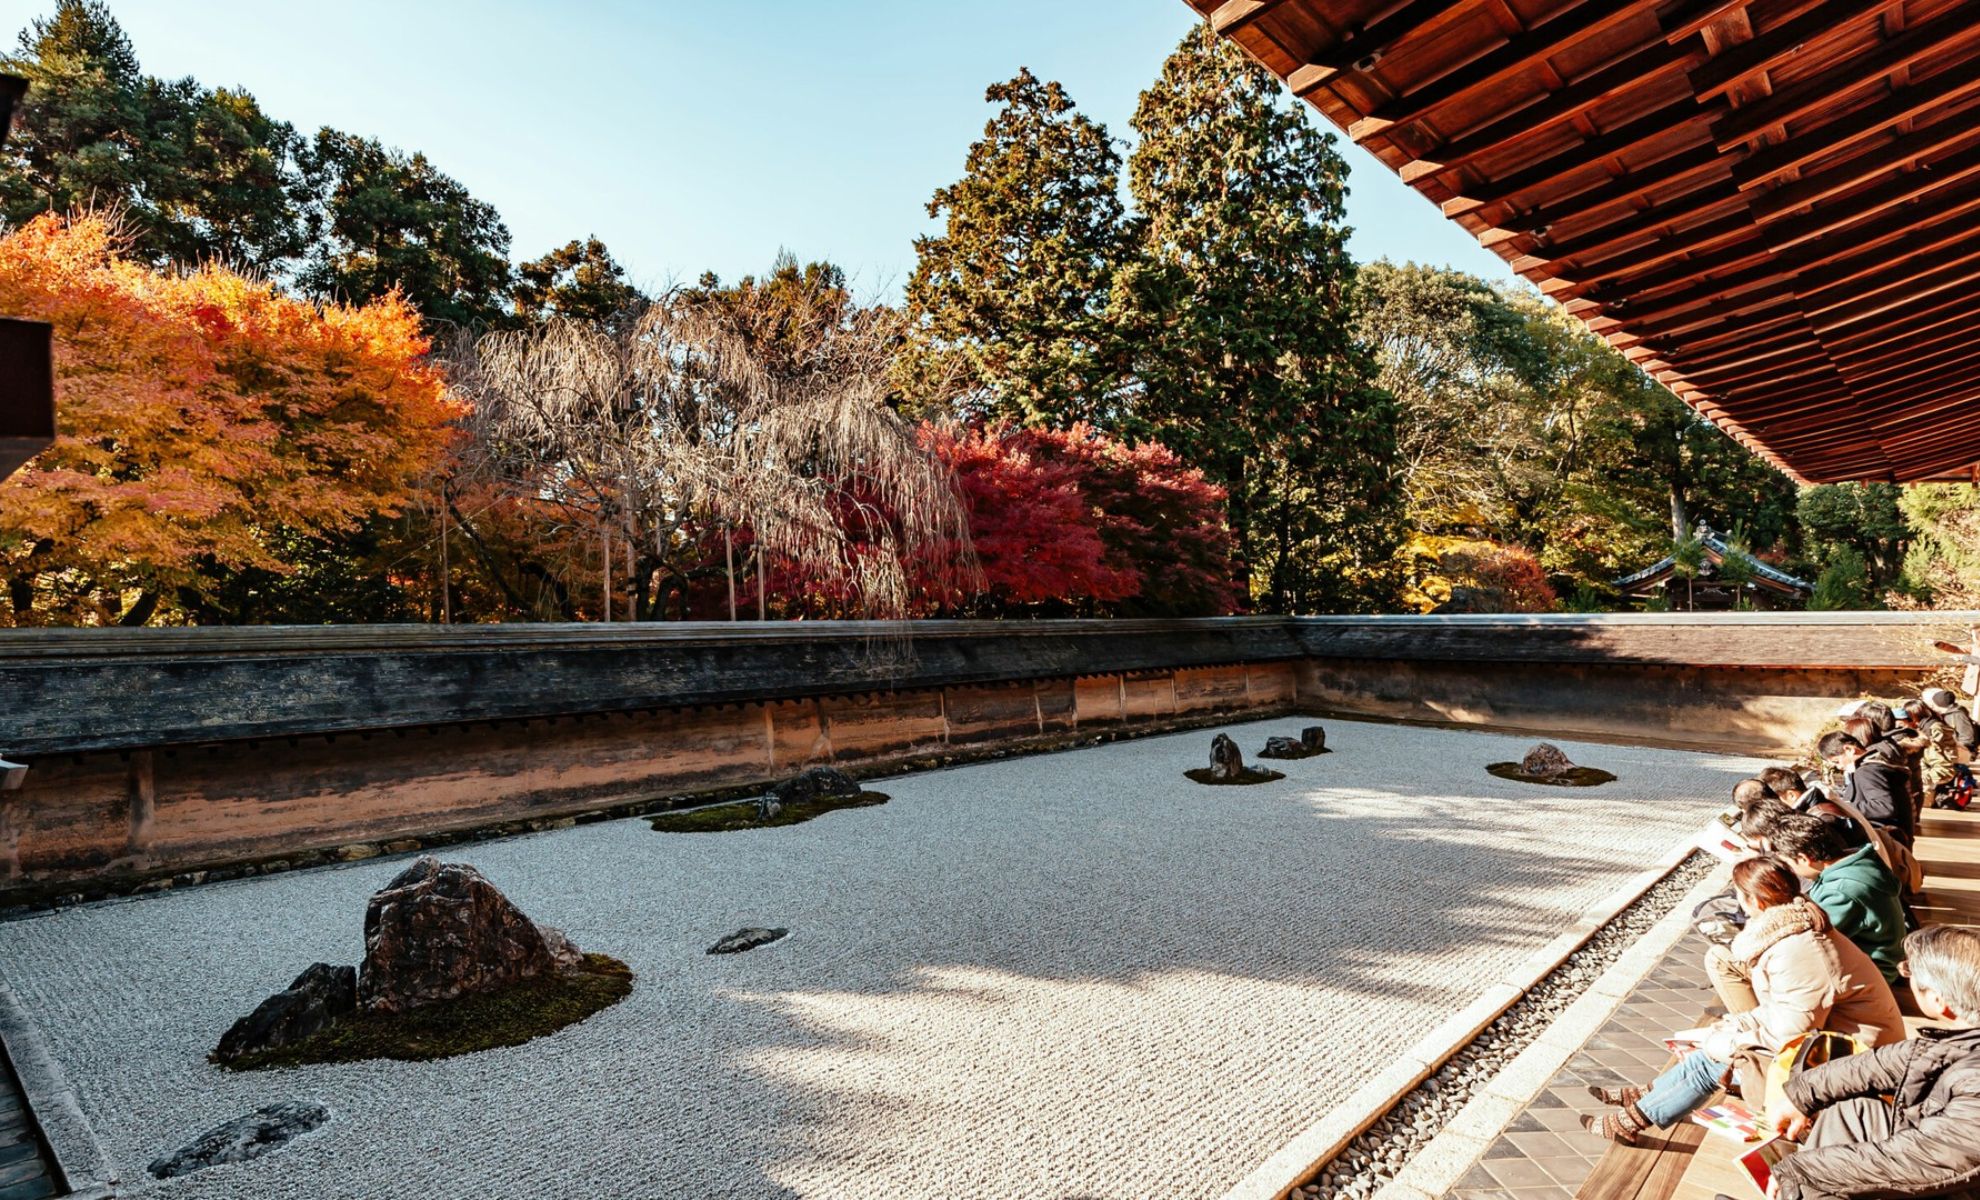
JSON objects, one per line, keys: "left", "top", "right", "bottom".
{"left": 1183, "top": 767, "right": 1286, "bottom": 786}
{"left": 1485, "top": 763, "right": 1618, "bottom": 787}
{"left": 648, "top": 791, "right": 889, "bottom": 832}
{"left": 217, "top": 953, "right": 634, "bottom": 1070}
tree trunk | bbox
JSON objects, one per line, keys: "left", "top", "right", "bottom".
{"left": 724, "top": 523, "right": 736, "bottom": 621}
{"left": 444, "top": 494, "right": 536, "bottom": 616}
{"left": 1669, "top": 483, "right": 1689, "bottom": 541}
{"left": 602, "top": 526, "right": 612, "bottom": 622}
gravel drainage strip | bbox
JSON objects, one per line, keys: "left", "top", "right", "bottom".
{"left": 1226, "top": 846, "right": 1721, "bottom": 1200}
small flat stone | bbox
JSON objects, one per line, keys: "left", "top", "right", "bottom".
{"left": 148, "top": 1101, "right": 329, "bottom": 1179}
{"left": 707, "top": 928, "right": 789, "bottom": 955}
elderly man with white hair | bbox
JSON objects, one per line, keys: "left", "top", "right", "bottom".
{"left": 1758, "top": 924, "right": 1980, "bottom": 1200}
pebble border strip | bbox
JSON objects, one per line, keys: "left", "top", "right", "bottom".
{"left": 1288, "top": 852, "right": 1719, "bottom": 1200}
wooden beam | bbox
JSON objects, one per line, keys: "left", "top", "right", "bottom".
{"left": 1445, "top": 143, "right": 1725, "bottom": 223}
{"left": 1452, "top": 105, "right": 1715, "bottom": 209}
{"left": 1533, "top": 178, "right": 1742, "bottom": 266}
{"left": 1209, "top": 0, "right": 1294, "bottom": 35}
{"left": 1365, "top": 0, "right": 1668, "bottom": 130}
{"left": 1691, "top": 0, "right": 1908, "bottom": 103}
{"left": 1734, "top": 49, "right": 1980, "bottom": 183}
{"left": 1398, "top": 39, "right": 1702, "bottom": 180}
{"left": 1720, "top": 12, "right": 1980, "bottom": 155}
{"left": 1287, "top": 0, "right": 1454, "bottom": 95}
{"left": 1750, "top": 115, "right": 1980, "bottom": 223}
{"left": 1761, "top": 136, "right": 1980, "bottom": 251}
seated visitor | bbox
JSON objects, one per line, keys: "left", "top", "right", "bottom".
{"left": 1769, "top": 814, "right": 1908, "bottom": 990}
{"left": 1821, "top": 729, "right": 1914, "bottom": 845}
{"left": 1582, "top": 858, "right": 1904, "bottom": 1144}
{"left": 1759, "top": 766, "right": 1809, "bottom": 805}
{"left": 1733, "top": 777, "right": 1775, "bottom": 807}
{"left": 1736, "top": 791, "right": 1794, "bottom": 848}
{"left": 1850, "top": 708, "right": 1927, "bottom": 829}
{"left": 1912, "top": 697, "right": 1964, "bottom": 804}
{"left": 1762, "top": 924, "right": 1980, "bottom": 1200}
{"left": 1922, "top": 687, "right": 1978, "bottom": 758}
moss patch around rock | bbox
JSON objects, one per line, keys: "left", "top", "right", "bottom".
{"left": 216, "top": 953, "right": 633, "bottom": 1070}
{"left": 1485, "top": 763, "right": 1618, "bottom": 787}
{"left": 648, "top": 791, "right": 889, "bottom": 833}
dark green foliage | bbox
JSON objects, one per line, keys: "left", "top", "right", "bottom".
{"left": 2, "top": 0, "right": 310, "bottom": 272}
{"left": 298, "top": 129, "right": 514, "bottom": 329}
{"left": 902, "top": 68, "right": 1127, "bottom": 426}
{"left": 1808, "top": 546, "right": 1876, "bottom": 611}
{"left": 1121, "top": 25, "right": 1403, "bottom": 613}
{"left": 216, "top": 954, "right": 633, "bottom": 1070}
{"left": 1797, "top": 483, "right": 1909, "bottom": 592}
{"left": 512, "top": 236, "right": 644, "bottom": 326}
{"left": 649, "top": 791, "right": 889, "bottom": 833}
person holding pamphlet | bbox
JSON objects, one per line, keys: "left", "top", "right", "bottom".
{"left": 1737, "top": 924, "right": 1980, "bottom": 1200}
{"left": 1581, "top": 858, "right": 1905, "bottom": 1145}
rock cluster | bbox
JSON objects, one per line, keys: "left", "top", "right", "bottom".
{"left": 1186, "top": 733, "right": 1287, "bottom": 786}
{"left": 213, "top": 963, "right": 355, "bottom": 1064}
{"left": 149, "top": 1101, "right": 330, "bottom": 1179}
{"left": 216, "top": 857, "right": 593, "bottom": 1061}
{"left": 1288, "top": 853, "right": 1717, "bottom": 1200}
{"left": 359, "top": 857, "right": 583, "bottom": 1014}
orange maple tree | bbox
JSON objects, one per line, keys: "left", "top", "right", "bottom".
{"left": 0, "top": 214, "right": 457, "bottom": 625}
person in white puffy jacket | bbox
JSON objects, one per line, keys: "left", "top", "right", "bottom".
{"left": 1580, "top": 856, "right": 1905, "bottom": 1144}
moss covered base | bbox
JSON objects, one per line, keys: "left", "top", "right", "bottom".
{"left": 649, "top": 791, "right": 889, "bottom": 832}
{"left": 1486, "top": 763, "right": 1617, "bottom": 787}
{"left": 1183, "top": 767, "right": 1286, "bottom": 786}
{"left": 1257, "top": 745, "right": 1331, "bottom": 760}
{"left": 217, "top": 954, "right": 633, "bottom": 1070}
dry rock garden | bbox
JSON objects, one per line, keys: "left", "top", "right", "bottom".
{"left": 0, "top": 718, "right": 1757, "bottom": 1199}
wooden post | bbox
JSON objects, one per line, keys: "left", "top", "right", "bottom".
{"left": 438, "top": 484, "right": 451, "bottom": 625}
{"left": 725, "top": 523, "right": 737, "bottom": 621}
{"left": 756, "top": 542, "right": 766, "bottom": 621}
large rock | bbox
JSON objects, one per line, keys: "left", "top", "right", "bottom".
{"left": 149, "top": 1101, "right": 329, "bottom": 1179}
{"left": 1301, "top": 725, "right": 1326, "bottom": 752}
{"left": 1519, "top": 743, "right": 1575, "bottom": 777}
{"left": 1208, "top": 734, "right": 1246, "bottom": 782}
{"left": 771, "top": 766, "right": 861, "bottom": 806}
{"left": 214, "top": 963, "right": 355, "bottom": 1063}
{"left": 358, "top": 857, "right": 580, "bottom": 1014}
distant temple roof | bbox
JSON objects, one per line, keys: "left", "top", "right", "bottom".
{"left": 1613, "top": 525, "right": 1812, "bottom": 597}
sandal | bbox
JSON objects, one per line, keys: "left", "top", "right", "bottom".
{"left": 1585, "top": 1083, "right": 1646, "bottom": 1107}
{"left": 1580, "top": 1102, "right": 1650, "bottom": 1145}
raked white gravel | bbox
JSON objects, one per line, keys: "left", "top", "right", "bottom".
{"left": 0, "top": 717, "right": 1764, "bottom": 1200}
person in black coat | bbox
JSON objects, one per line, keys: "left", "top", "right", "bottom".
{"left": 1821, "top": 730, "right": 1915, "bottom": 847}
{"left": 1762, "top": 925, "right": 1980, "bottom": 1200}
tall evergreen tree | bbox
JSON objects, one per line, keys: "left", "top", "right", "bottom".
{"left": 298, "top": 129, "right": 514, "bottom": 329}
{"left": 2, "top": 0, "right": 309, "bottom": 273}
{"left": 902, "top": 68, "right": 1127, "bottom": 426}
{"left": 1120, "top": 24, "right": 1402, "bottom": 612}
{"left": 512, "top": 236, "right": 644, "bottom": 326}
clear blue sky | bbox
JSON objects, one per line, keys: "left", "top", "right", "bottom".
{"left": 49, "top": 0, "right": 1518, "bottom": 298}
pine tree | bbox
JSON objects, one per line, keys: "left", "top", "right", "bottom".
{"left": 902, "top": 69, "right": 1127, "bottom": 426}
{"left": 1119, "top": 24, "right": 1402, "bottom": 613}
{"left": 2, "top": 0, "right": 309, "bottom": 273}
{"left": 512, "top": 236, "right": 644, "bottom": 326}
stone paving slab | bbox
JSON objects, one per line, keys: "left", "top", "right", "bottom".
{"left": 1447, "top": 930, "right": 1722, "bottom": 1200}
{"left": 0, "top": 718, "right": 1757, "bottom": 1200}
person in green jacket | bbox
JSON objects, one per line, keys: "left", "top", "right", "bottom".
{"left": 1770, "top": 813, "right": 1909, "bottom": 989}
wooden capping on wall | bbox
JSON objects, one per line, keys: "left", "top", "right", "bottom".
{"left": 0, "top": 613, "right": 1971, "bottom": 903}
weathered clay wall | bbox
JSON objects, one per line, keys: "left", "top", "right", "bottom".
{"left": 3, "top": 612, "right": 1971, "bottom": 905}
{"left": 1292, "top": 659, "right": 1925, "bottom": 756}
{"left": 0, "top": 663, "right": 1296, "bottom": 903}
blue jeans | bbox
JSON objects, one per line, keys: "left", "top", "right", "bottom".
{"left": 1635, "top": 1050, "right": 1731, "bottom": 1128}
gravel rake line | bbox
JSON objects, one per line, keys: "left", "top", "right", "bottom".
{"left": 1288, "top": 852, "right": 1719, "bottom": 1200}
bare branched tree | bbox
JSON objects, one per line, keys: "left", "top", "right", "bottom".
{"left": 447, "top": 267, "right": 976, "bottom": 621}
